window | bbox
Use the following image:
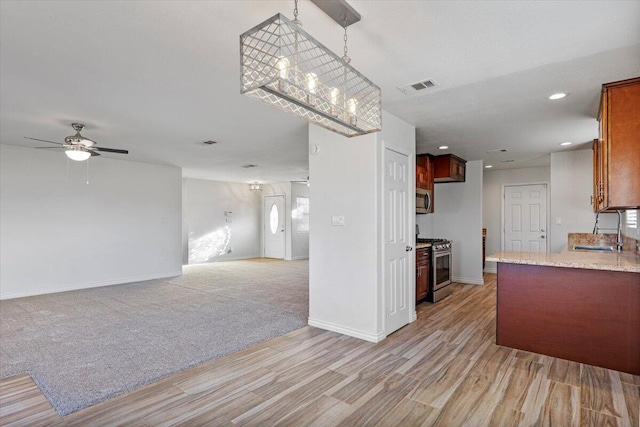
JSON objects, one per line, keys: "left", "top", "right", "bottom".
{"left": 269, "top": 203, "right": 279, "bottom": 235}
{"left": 295, "top": 197, "right": 309, "bottom": 233}
{"left": 626, "top": 209, "right": 638, "bottom": 229}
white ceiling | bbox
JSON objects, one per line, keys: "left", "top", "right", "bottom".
{"left": 1, "top": 1, "right": 639, "bottom": 182}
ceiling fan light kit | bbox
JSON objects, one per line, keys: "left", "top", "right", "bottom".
{"left": 240, "top": 0, "right": 381, "bottom": 137}
{"left": 24, "top": 123, "right": 129, "bottom": 162}
{"left": 65, "top": 147, "right": 92, "bottom": 161}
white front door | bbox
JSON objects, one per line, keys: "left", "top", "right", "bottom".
{"left": 264, "top": 195, "right": 285, "bottom": 259}
{"left": 503, "top": 184, "right": 547, "bottom": 253}
{"left": 384, "top": 148, "right": 412, "bottom": 335}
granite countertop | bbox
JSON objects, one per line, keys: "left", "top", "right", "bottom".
{"left": 416, "top": 243, "right": 432, "bottom": 249}
{"left": 486, "top": 249, "right": 640, "bottom": 273}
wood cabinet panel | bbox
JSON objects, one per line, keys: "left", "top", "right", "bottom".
{"left": 496, "top": 263, "right": 640, "bottom": 375}
{"left": 416, "top": 248, "right": 430, "bottom": 302}
{"left": 416, "top": 154, "right": 434, "bottom": 213}
{"left": 433, "top": 154, "right": 466, "bottom": 183}
{"left": 595, "top": 77, "right": 640, "bottom": 211}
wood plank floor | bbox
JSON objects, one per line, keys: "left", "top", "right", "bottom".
{"left": 1, "top": 274, "right": 638, "bottom": 426}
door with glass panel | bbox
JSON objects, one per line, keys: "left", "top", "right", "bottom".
{"left": 264, "top": 195, "right": 285, "bottom": 259}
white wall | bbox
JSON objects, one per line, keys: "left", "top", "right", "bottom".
{"left": 550, "top": 149, "right": 618, "bottom": 253}
{"left": 0, "top": 144, "right": 182, "bottom": 299}
{"left": 309, "top": 111, "right": 415, "bottom": 342}
{"left": 182, "top": 179, "right": 261, "bottom": 264}
{"left": 482, "top": 166, "right": 550, "bottom": 272}
{"left": 431, "top": 161, "right": 484, "bottom": 285}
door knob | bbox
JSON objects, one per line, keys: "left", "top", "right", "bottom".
{"left": 406, "top": 246, "right": 413, "bottom": 252}
{"left": 541, "top": 235, "right": 545, "bottom": 239}
{"left": 541, "top": 228, "right": 545, "bottom": 232}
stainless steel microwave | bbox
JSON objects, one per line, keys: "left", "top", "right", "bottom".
{"left": 416, "top": 188, "right": 432, "bottom": 214}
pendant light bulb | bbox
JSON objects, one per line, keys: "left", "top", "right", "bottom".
{"left": 277, "top": 57, "right": 289, "bottom": 80}
{"left": 329, "top": 88, "right": 339, "bottom": 116}
{"left": 306, "top": 73, "right": 318, "bottom": 94}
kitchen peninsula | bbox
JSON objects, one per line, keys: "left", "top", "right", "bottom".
{"left": 487, "top": 249, "right": 640, "bottom": 375}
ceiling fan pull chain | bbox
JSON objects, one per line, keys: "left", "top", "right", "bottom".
{"left": 86, "top": 158, "right": 90, "bottom": 184}
{"left": 66, "top": 157, "right": 70, "bottom": 182}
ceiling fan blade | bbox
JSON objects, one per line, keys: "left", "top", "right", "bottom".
{"left": 35, "top": 146, "right": 64, "bottom": 149}
{"left": 87, "top": 149, "right": 101, "bottom": 157}
{"left": 93, "top": 147, "right": 129, "bottom": 154}
{"left": 24, "top": 137, "right": 64, "bottom": 145}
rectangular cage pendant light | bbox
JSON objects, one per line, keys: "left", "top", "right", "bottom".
{"left": 240, "top": 13, "right": 381, "bottom": 138}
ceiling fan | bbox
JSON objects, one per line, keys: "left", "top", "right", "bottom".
{"left": 24, "top": 123, "right": 129, "bottom": 161}
{"left": 291, "top": 176, "right": 310, "bottom": 187}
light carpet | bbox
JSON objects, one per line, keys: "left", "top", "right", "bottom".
{"left": 0, "top": 258, "right": 308, "bottom": 416}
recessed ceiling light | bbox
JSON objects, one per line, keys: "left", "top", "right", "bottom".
{"left": 242, "top": 164, "right": 258, "bottom": 168}
{"left": 202, "top": 140, "right": 218, "bottom": 145}
{"left": 560, "top": 142, "right": 572, "bottom": 146}
{"left": 438, "top": 145, "right": 449, "bottom": 150}
{"left": 548, "top": 93, "right": 567, "bottom": 100}
{"left": 485, "top": 165, "right": 493, "bottom": 169}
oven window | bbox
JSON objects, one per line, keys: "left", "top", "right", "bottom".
{"left": 435, "top": 254, "right": 450, "bottom": 284}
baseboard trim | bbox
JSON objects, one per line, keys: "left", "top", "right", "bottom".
{"left": 291, "top": 256, "right": 309, "bottom": 260}
{"left": 453, "top": 276, "right": 484, "bottom": 285}
{"left": 308, "top": 317, "right": 386, "bottom": 343}
{"left": 0, "top": 270, "right": 183, "bottom": 300}
{"left": 483, "top": 267, "right": 497, "bottom": 274}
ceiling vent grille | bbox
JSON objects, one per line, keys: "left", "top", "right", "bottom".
{"left": 397, "top": 79, "right": 439, "bottom": 95}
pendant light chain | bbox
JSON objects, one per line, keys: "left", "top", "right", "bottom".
{"left": 293, "top": 0, "right": 301, "bottom": 26}
{"left": 342, "top": 18, "right": 350, "bottom": 63}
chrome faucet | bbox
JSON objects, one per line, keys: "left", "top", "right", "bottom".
{"left": 616, "top": 210, "right": 623, "bottom": 253}
{"left": 593, "top": 208, "right": 623, "bottom": 253}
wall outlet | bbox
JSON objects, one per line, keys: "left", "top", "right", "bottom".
{"left": 331, "top": 215, "right": 345, "bottom": 226}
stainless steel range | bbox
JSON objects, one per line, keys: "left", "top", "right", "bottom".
{"left": 416, "top": 238, "right": 452, "bottom": 302}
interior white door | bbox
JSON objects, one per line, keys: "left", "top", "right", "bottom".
{"left": 384, "top": 148, "right": 412, "bottom": 335}
{"left": 503, "top": 184, "right": 547, "bottom": 253}
{"left": 264, "top": 195, "right": 285, "bottom": 259}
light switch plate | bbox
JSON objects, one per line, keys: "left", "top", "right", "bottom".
{"left": 331, "top": 215, "right": 345, "bottom": 226}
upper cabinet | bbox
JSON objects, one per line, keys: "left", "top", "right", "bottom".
{"left": 433, "top": 154, "right": 467, "bottom": 183}
{"left": 416, "top": 154, "right": 433, "bottom": 190}
{"left": 416, "top": 154, "right": 434, "bottom": 213}
{"left": 593, "top": 77, "right": 640, "bottom": 212}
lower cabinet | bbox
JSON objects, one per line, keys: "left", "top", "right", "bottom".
{"left": 416, "top": 248, "right": 430, "bottom": 302}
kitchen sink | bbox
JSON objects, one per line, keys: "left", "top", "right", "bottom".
{"left": 572, "top": 245, "right": 615, "bottom": 252}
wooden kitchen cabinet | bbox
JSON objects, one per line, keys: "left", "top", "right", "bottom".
{"left": 416, "top": 154, "right": 435, "bottom": 213}
{"left": 433, "top": 154, "right": 466, "bottom": 183}
{"left": 593, "top": 77, "right": 640, "bottom": 211}
{"left": 416, "top": 248, "right": 430, "bottom": 302}
{"left": 416, "top": 154, "right": 433, "bottom": 190}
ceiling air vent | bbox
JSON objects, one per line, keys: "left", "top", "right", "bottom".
{"left": 486, "top": 149, "right": 507, "bottom": 153}
{"left": 397, "top": 79, "right": 440, "bottom": 96}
